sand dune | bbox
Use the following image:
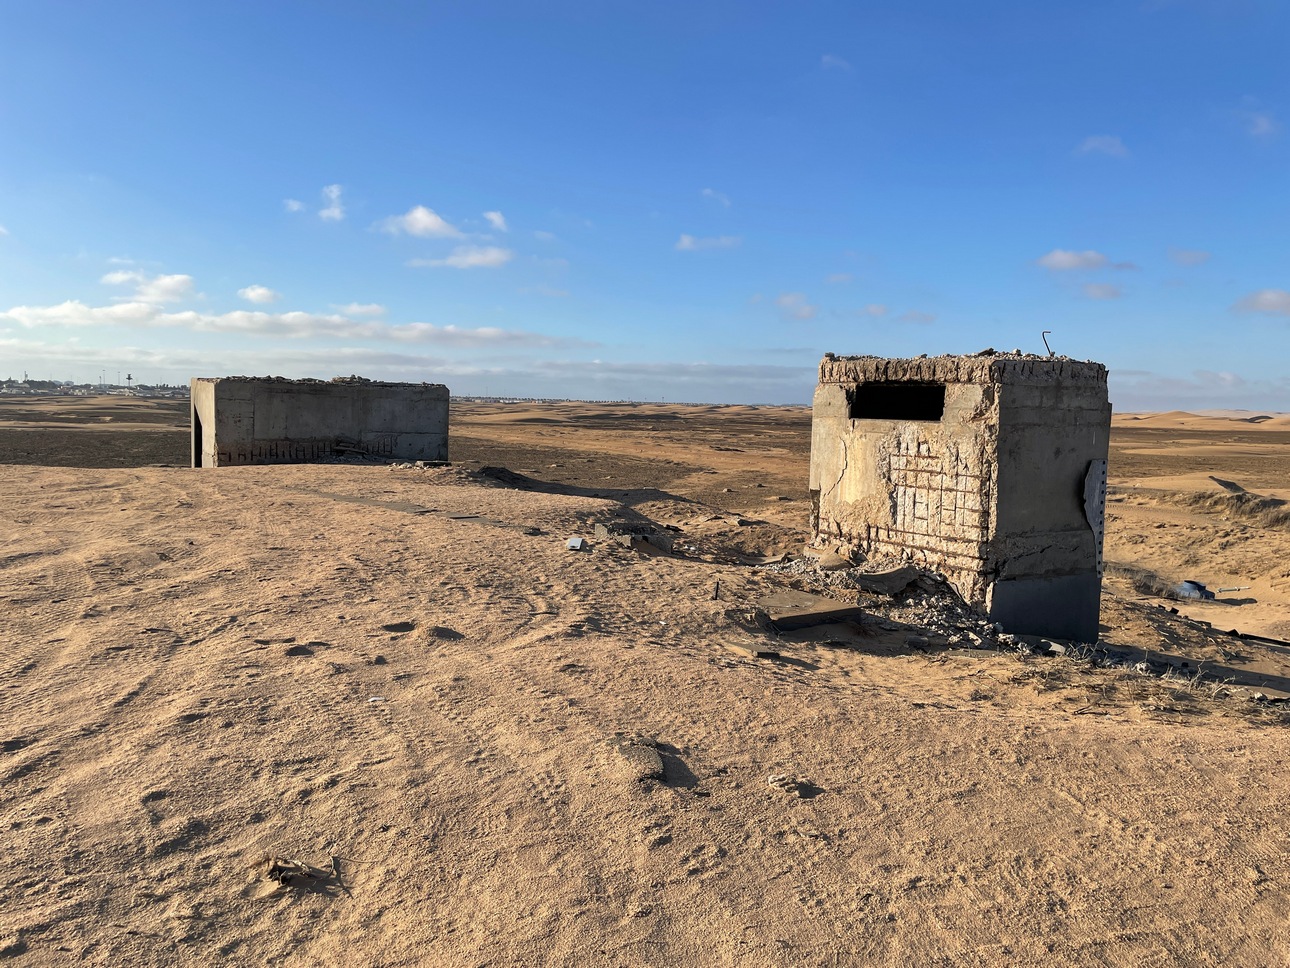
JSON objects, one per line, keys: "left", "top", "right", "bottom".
{"left": 1113, "top": 409, "right": 1290, "bottom": 432}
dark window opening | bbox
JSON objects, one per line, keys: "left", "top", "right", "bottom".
{"left": 192, "top": 408, "right": 203, "bottom": 467}
{"left": 849, "top": 382, "right": 946, "bottom": 421}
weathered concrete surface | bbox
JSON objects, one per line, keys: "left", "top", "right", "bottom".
{"left": 191, "top": 377, "right": 449, "bottom": 467}
{"left": 809, "top": 352, "right": 1111, "bottom": 641}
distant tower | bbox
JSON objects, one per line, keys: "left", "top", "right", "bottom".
{"left": 126, "top": 373, "right": 133, "bottom": 390}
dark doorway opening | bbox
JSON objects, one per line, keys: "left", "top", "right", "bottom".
{"left": 849, "top": 382, "right": 946, "bottom": 422}
{"left": 192, "top": 408, "right": 203, "bottom": 467}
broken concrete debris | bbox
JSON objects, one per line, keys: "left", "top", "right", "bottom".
{"left": 808, "top": 352, "right": 1110, "bottom": 642}
{"left": 801, "top": 545, "right": 852, "bottom": 571}
{"left": 594, "top": 522, "right": 675, "bottom": 553}
{"left": 757, "top": 589, "right": 867, "bottom": 632}
{"left": 566, "top": 537, "right": 587, "bottom": 551}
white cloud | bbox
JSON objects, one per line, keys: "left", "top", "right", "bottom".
{"left": 0, "top": 299, "right": 584, "bottom": 346}
{"left": 702, "top": 188, "right": 731, "bottom": 208}
{"left": 238, "top": 285, "right": 281, "bottom": 304}
{"left": 319, "top": 184, "right": 345, "bottom": 221}
{"left": 1233, "top": 289, "right": 1290, "bottom": 316}
{"left": 1037, "top": 249, "right": 1109, "bottom": 271}
{"left": 333, "top": 302, "right": 385, "bottom": 316}
{"left": 775, "top": 292, "right": 817, "bottom": 321}
{"left": 378, "top": 205, "right": 462, "bottom": 238}
{"left": 0, "top": 225, "right": 8, "bottom": 236}
{"left": 483, "top": 211, "right": 508, "bottom": 232}
{"left": 896, "top": 310, "right": 936, "bottom": 324}
{"left": 676, "top": 234, "right": 741, "bottom": 251}
{"left": 821, "top": 54, "right": 852, "bottom": 71}
{"left": 1169, "top": 247, "right": 1211, "bottom": 266}
{"left": 861, "top": 304, "right": 887, "bottom": 316}
{"left": 283, "top": 199, "right": 305, "bottom": 213}
{"left": 825, "top": 273, "right": 853, "bottom": 285}
{"left": 409, "top": 245, "right": 514, "bottom": 269}
{"left": 100, "top": 270, "right": 194, "bottom": 305}
{"left": 1077, "top": 135, "right": 1129, "bottom": 157}
{"left": 533, "top": 230, "right": 557, "bottom": 242}
{"left": 1082, "top": 283, "right": 1122, "bottom": 300}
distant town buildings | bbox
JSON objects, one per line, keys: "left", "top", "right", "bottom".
{"left": 0, "top": 378, "right": 190, "bottom": 398}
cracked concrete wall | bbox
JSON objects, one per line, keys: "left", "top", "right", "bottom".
{"left": 809, "top": 354, "right": 1110, "bottom": 641}
{"left": 191, "top": 377, "right": 449, "bottom": 467}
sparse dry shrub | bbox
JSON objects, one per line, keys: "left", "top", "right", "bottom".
{"left": 1104, "top": 561, "right": 1178, "bottom": 599}
{"left": 1167, "top": 490, "right": 1290, "bottom": 529}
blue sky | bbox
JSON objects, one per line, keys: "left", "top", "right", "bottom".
{"left": 2, "top": 1, "right": 1287, "bottom": 408}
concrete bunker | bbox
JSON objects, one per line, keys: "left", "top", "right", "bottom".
{"left": 809, "top": 352, "right": 1111, "bottom": 642}
{"left": 191, "top": 376, "right": 449, "bottom": 467}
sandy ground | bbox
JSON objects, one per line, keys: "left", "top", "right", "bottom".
{"left": 3, "top": 397, "right": 1290, "bottom": 966}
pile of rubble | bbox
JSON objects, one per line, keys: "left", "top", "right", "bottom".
{"left": 763, "top": 554, "right": 1007, "bottom": 649}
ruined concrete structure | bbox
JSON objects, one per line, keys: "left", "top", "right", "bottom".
{"left": 191, "top": 377, "right": 449, "bottom": 467}
{"left": 809, "top": 353, "right": 1111, "bottom": 641}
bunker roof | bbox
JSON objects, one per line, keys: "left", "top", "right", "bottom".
{"left": 192, "top": 375, "right": 448, "bottom": 389}
{"left": 818, "top": 351, "right": 1107, "bottom": 387}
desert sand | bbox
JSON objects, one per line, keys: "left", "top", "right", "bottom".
{"left": 3, "top": 396, "right": 1290, "bottom": 966}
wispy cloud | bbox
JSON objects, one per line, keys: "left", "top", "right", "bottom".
{"left": 821, "top": 53, "right": 852, "bottom": 71}
{"left": 333, "top": 302, "right": 385, "bottom": 316}
{"left": 676, "top": 234, "right": 741, "bottom": 251}
{"left": 532, "top": 255, "right": 570, "bottom": 270}
{"left": 1077, "top": 135, "right": 1129, "bottom": 157}
{"left": 861, "top": 304, "right": 887, "bottom": 316}
{"left": 101, "top": 270, "right": 194, "bottom": 304}
{"left": 1, "top": 299, "right": 584, "bottom": 347}
{"left": 775, "top": 292, "right": 817, "bottom": 321}
{"left": 1169, "top": 247, "right": 1211, "bottom": 266}
{"left": 378, "top": 205, "right": 462, "bottom": 238}
{"left": 238, "top": 285, "right": 281, "bottom": 305}
{"left": 1232, "top": 289, "right": 1290, "bottom": 316}
{"left": 409, "top": 245, "right": 514, "bottom": 269}
{"left": 483, "top": 210, "right": 508, "bottom": 232}
{"left": 0, "top": 225, "right": 9, "bottom": 236}
{"left": 319, "top": 184, "right": 345, "bottom": 221}
{"left": 1245, "top": 111, "right": 1280, "bottom": 138}
{"left": 1037, "top": 249, "right": 1108, "bottom": 271}
{"left": 283, "top": 199, "right": 305, "bottom": 214}
{"left": 0, "top": 338, "right": 812, "bottom": 403}
{"left": 1082, "top": 283, "right": 1122, "bottom": 300}
{"left": 896, "top": 310, "right": 936, "bottom": 324}
{"left": 1110, "top": 367, "right": 1290, "bottom": 412}
{"left": 825, "top": 273, "right": 853, "bottom": 285}
{"left": 701, "top": 188, "right": 731, "bottom": 208}
{"left": 533, "top": 230, "right": 557, "bottom": 242}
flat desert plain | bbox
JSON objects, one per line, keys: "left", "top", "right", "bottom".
{"left": 3, "top": 396, "right": 1290, "bottom": 966}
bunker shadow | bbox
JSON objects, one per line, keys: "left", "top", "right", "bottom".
{"left": 475, "top": 465, "right": 698, "bottom": 510}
